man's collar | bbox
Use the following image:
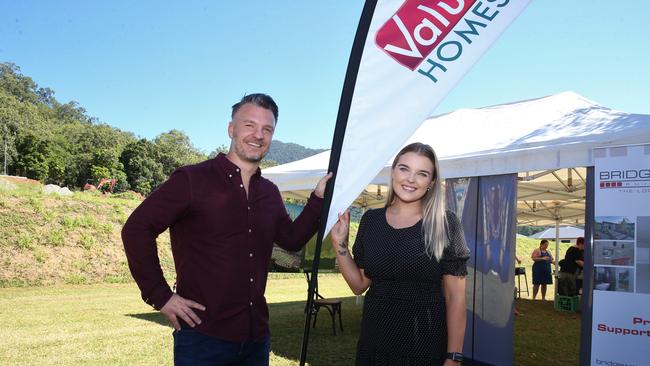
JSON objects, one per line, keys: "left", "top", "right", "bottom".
{"left": 215, "top": 153, "right": 261, "bottom": 177}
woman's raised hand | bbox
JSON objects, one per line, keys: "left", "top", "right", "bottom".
{"left": 330, "top": 211, "right": 350, "bottom": 255}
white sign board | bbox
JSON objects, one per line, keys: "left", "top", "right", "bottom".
{"left": 592, "top": 144, "right": 650, "bottom": 366}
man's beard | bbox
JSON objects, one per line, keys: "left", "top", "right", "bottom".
{"left": 235, "top": 141, "right": 267, "bottom": 163}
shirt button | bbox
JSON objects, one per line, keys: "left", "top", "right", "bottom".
{"left": 236, "top": 168, "right": 240, "bottom": 172}
{"left": 248, "top": 229, "right": 252, "bottom": 233}
{"left": 239, "top": 184, "right": 244, "bottom": 188}
{"left": 247, "top": 206, "right": 251, "bottom": 210}
{"left": 249, "top": 301, "right": 253, "bottom": 306}
{"left": 228, "top": 174, "right": 232, "bottom": 178}
{"left": 250, "top": 278, "right": 254, "bottom": 282}
{"left": 249, "top": 253, "right": 253, "bottom": 258}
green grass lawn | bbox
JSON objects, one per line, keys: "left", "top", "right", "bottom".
{"left": 0, "top": 274, "right": 580, "bottom": 365}
{"left": 514, "top": 298, "right": 581, "bottom": 366}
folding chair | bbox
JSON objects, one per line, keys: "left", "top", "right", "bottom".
{"left": 303, "top": 269, "right": 343, "bottom": 336}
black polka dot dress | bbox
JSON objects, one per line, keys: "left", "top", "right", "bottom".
{"left": 352, "top": 208, "right": 470, "bottom": 366}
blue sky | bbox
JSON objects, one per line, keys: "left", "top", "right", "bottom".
{"left": 1, "top": 1, "right": 648, "bottom": 152}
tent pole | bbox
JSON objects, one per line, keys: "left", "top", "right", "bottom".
{"left": 298, "top": 2, "right": 378, "bottom": 365}
{"left": 555, "top": 219, "right": 560, "bottom": 295}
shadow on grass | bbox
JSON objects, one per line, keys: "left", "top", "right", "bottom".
{"left": 514, "top": 298, "right": 581, "bottom": 366}
{"left": 269, "top": 296, "right": 361, "bottom": 366}
{"left": 126, "top": 311, "right": 168, "bottom": 327}
{"left": 274, "top": 297, "right": 582, "bottom": 366}
{"left": 123, "top": 297, "right": 363, "bottom": 365}
{"left": 124, "top": 297, "right": 581, "bottom": 366}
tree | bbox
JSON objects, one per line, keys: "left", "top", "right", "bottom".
{"left": 54, "top": 100, "right": 89, "bottom": 124}
{"left": 59, "top": 123, "right": 135, "bottom": 188}
{"left": 14, "top": 134, "right": 50, "bottom": 181}
{"left": 154, "top": 130, "right": 206, "bottom": 176}
{"left": 208, "top": 144, "right": 229, "bottom": 159}
{"left": 0, "top": 63, "right": 39, "bottom": 104}
{"left": 259, "top": 159, "right": 278, "bottom": 169}
{"left": 89, "top": 165, "right": 111, "bottom": 182}
{"left": 121, "top": 139, "right": 166, "bottom": 195}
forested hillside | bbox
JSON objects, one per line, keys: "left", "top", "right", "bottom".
{"left": 0, "top": 62, "right": 208, "bottom": 195}
{"left": 266, "top": 141, "right": 326, "bottom": 164}
{"left": 0, "top": 62, "right": 322, "bottom": 195}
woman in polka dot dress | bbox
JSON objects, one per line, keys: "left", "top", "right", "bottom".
{"left": 331, "top": 143, "right": 470, "bottom": 366}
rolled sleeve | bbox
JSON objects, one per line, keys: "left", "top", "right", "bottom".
{"left": 273, "top": 191, "right": 323, "bottom": 252}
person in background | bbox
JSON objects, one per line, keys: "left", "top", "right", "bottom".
{"left": 330, "top": 142, "right": 470, "bottom": 366}
{"left": 531, "top": 239, "right": 553, "bottom": 300}
{"left": 558, "top": 237, "right": 585, "bottom": 296}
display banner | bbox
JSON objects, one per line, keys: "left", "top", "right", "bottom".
{"left": 445, "top": 175, "right": 516, "bottom": 365}
{"left": 446, "top": 177, "right": 478, "bottom": 358}
{"left": 591, "top": 145, "right": 650, "bottom": 366}
{"left": 323, "top": 0, "right": 531, "bottom": 236}
{"left": 474, "top": 174, "right": 517, "bottom": 365}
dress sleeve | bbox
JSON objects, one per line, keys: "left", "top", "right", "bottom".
{"left": 441, "top": 210, "right": 470, "bottom": 276}
{"left": 352, "top": 210, "right": 370, "bottom": 269}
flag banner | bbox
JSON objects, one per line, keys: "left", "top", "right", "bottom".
{"left": 326, "top": 0, "right": 531, "bottom": 235}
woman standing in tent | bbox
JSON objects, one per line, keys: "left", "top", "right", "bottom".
{"left": 531, "top": 239, "right": 554, "bottom": 300}
{"left": 330, "top": 142, "right": 470, "bottom": 366}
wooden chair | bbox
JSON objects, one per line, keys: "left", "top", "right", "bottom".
{"left": 303, "top": 269, "right": 343, "bottom": 335}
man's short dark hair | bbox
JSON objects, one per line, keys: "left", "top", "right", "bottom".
{"left": 231, "top": 93, "right": 279, "bottom": 123}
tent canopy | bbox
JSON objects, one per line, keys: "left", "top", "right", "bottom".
{"left": 517, "top": 167, "right": 587, "bottom": 226}
{"left": 264, "top": 91, "right": 650, "bottom": 225}
{"left": 530, "top": 226, "right": 584, "bottom": 240}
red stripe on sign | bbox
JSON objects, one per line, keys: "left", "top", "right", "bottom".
{"left": 375, "top": 0, "right": 477, "bottom": 70}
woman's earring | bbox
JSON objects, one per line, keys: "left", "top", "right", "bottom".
{"left": 426, "top": 186, "right": 431, "bottom": 192}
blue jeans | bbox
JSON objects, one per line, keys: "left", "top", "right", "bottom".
{"left": 173, "top": 327, "right": 270, "bottom": 366}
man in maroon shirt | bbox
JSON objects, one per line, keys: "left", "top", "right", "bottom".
{"left": 122, "top": 93, "right": 331, "bottom": 365}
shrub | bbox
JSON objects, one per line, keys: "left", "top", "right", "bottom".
{"left": 47, "top": 230, "right": 65, "bottom": 247}
{"left": 79, "top": 234, "right": 96, "bottom": 249}
{"left": 16, "top": 234, "right": 35, "bottom": 250}
{"left": 65, "top": 273, "right": 88, "bottom": 285}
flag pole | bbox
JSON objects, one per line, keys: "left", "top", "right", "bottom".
{"left": 299, "top": 1, "right": 377, "bottom": 365}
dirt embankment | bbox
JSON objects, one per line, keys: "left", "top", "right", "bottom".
{"left": 0, "top": 177, "right": 174, "bottom": 287}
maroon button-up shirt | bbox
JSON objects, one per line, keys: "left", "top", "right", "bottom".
{"left": 122, "top": 153, "right": 323, "bottom": 341}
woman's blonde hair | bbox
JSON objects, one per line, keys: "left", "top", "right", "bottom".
{"left": 385, "top": 143, "right": 448, "bottom": 260}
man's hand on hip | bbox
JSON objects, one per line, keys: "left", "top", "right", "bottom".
{"left": 160, "top": 293, "right": 206, "bottom": 330}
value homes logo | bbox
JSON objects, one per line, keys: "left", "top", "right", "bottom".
{"left": 375, "top": 0, "right": 514, "bottom": 82}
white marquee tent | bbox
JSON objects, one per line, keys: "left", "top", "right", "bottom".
{"left": 264, "top": 91, "right": 650, "bottom": 227}
{"left": 530, "top": 226, "right": 584, "bottom": 241}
